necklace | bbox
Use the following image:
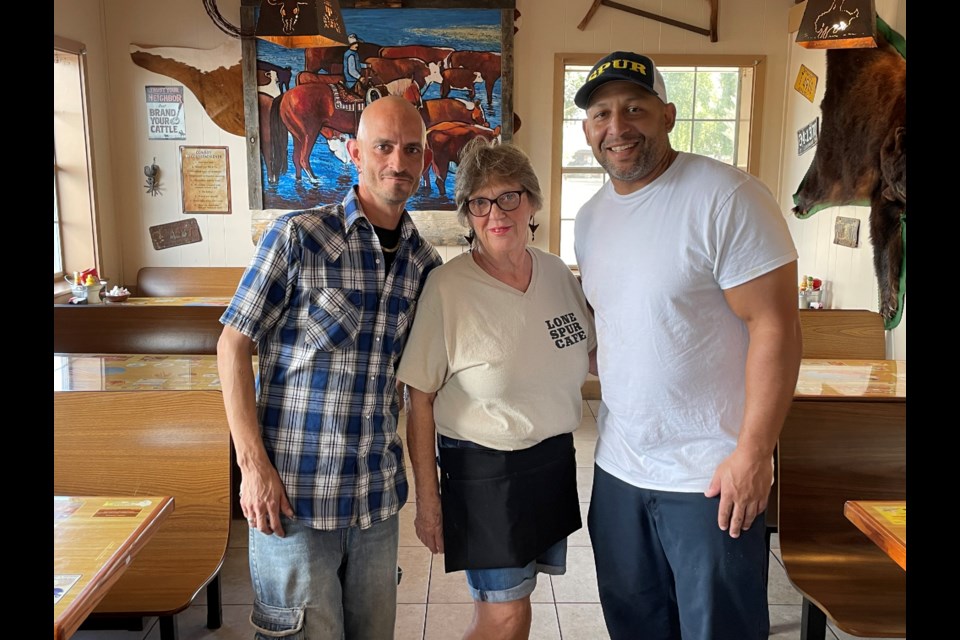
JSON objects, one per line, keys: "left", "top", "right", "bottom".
{"left": 380, "top": 242, "right": 399, "bottom": 254}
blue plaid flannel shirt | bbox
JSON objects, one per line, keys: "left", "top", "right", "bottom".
{"left": 220, "top": 187, "right": 442, "bottom": 530}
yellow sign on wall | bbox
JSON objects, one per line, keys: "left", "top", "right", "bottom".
{"left": 794, "top": 64, "right": 819, "bottom": 103}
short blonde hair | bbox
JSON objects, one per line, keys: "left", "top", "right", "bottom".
{"left": 453, "top": 137, "right": 543, "bottom": 228}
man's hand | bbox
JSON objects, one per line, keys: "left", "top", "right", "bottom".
{"left": 414, "top": 493, "right": 445, "bottom": 554}
{"left": 704, "top": 446, "right": 772, "bottom": 538}
{"left": 240, "top": 463, "right": 295, "bottom": 538}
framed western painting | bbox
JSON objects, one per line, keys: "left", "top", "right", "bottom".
{"left": 241, "top": 0, "right": 515, "bottom": 213}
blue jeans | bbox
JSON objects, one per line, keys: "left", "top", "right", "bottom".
{"left": 248, "top": 514, "right": 399, "bottom": 640}
{"left": 588, "top": 465, "right": 769, "bottom": 640}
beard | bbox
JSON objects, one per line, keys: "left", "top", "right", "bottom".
{"left": 598, "top": 134, "right": 665, "bottom": 184}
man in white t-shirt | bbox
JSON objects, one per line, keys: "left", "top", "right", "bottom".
{"left": 573, "top": 51, "right": 803, "bottom": 640}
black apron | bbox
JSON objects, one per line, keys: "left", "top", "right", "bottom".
{"left": 438, "top": 432, "right": 582, "bottom": 573}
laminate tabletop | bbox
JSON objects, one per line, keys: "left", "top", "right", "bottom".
{"left": 54, "top": 495, "right": 174, "bottom": 640}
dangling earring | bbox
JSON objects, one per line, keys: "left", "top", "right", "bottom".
{"left": 463, "top": 229, "right": 476, "bottom": 246}
{"left": 528, "top": 216, "right": 540, "bottom": 242}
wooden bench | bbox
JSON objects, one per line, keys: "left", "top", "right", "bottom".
{"left": 777, "top": 398, "right": 906, "bottom": 639}
{"left": 54, "top": 390, "right": 233, "bottom": 640}
{"left": 136, "top": 267, "right": 245, "bottom": 297}
{"left": 53, "top": 304, "right": 226, "bottom": 355}
{"left": 799, "top": 309, "right": 886, "bottom": 359}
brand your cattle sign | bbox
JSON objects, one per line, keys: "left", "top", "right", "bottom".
{"left": 145, "top": 86, "right": 186, "bottom": 140}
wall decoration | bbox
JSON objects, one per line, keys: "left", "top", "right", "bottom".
{"left": 131, "top": 43, "right": 244, "bottom": 136}
{"left": 145, "top": 86, "right": 186, "bottom": 139}
{"left": 833, "top": 216, "right": 860, "bottom": 248}
{"left": 577, "top": 0, "right": 719, "bottom": 43}
{"left": 242, "top": 0, "right": 515, "bottom": 214}
{"left": 797, "top": 117, "right": 819, "bottom": 156}
{"left": 144, "top": 158, "right": 162, "bottom": 197}
{"left": 794, "top": 64, "right": 818, "bottom": 103}
{"left": 180, "top": 146, "right": 232, "bottom": 214}
{"left": 149, "top": 218, "right": 203, "bottom": 250}
{"left": 792, "top": 18, "right": 905, "bottom": 328}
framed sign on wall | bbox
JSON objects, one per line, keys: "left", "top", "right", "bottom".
{"left": 179, "top": 145, "right": 232, "bottom": 214}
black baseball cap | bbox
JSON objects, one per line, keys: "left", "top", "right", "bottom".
{"left": 574, "top": 51, "right": 668, "bottom": 109}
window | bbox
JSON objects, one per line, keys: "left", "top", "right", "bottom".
{"left": 54, "top": 154, "right": 62, "bottom": 276}
{"left": 551, "top": 54, "right": 766, "bottom": 265}
{"left": 54, "top": 37, "right": 100, "bottom": 287}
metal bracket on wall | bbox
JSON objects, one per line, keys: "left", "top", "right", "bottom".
{"left": 578, "top": 0, "right": 719, "bottom": 43}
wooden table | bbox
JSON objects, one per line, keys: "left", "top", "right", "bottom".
{"left": 844, "top": 500, "right": 906, "bottom": 570}
{"left": 794, "top": 358, "right": 905, "bottom": 400}
{"left": 54, "top": 352, "right": 251, "bottom": 522}
{"left": 54, "top": 495, "right": 174, "bottom": 640}
{"left": 54, "top": 353, "right": 227, "bottom": 391}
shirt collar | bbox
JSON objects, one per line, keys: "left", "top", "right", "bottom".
{"left": 342, "top": 186, "right": 418, "bottom": 243}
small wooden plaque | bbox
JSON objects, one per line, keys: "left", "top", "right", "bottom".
{"left": 833, "top": 216, "right": 860, "bottom": 248}
{"left": 150, "top": 218, "right": 203, "bottom": 250}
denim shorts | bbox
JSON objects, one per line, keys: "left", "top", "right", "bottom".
{"left": 438, "top": 434, "right": 570, "bottom": 602}
{"left": 465, "top": 537, "right": 568, "bottom": 602}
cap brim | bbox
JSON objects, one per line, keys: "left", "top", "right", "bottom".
{"left": 575, "top": 78, "right": 661, "bottom": 109}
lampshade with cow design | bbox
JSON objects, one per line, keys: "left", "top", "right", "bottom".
{"left": 796, "top": 0, "right": 878, "bottom": 49}
{"left": 256, "top": 0, "right": 349, "bottom": 49}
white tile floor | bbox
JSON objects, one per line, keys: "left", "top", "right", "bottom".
{"left": 72, "top": 400, "right": 903, "bottom": 640}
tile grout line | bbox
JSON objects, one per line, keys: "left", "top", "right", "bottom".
{"left": 422, "top": 552, "right": 432, "bottom": 640}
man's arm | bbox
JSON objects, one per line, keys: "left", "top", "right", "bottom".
{"left": 406, "top": 387, "right": 444, "bottom": 554}
{"left": 217, "top": 325, "right": 294, "bottom": 537}
{"left": 705, "top": 261, "right": 803, "bottom": 538}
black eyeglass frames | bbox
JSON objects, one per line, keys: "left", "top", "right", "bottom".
{"left": 466, "top": 189, "right": 526, "bottom": 217}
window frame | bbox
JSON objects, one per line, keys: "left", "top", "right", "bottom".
{"left": 549, "top": 53, "right": 767, "bottom": 262}
{"left": 54, "top": 35, "right": 102, "bottom": 291}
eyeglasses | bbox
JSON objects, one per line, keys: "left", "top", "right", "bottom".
{"left": 466, "top": 189, "right": 526, "bottom": 217}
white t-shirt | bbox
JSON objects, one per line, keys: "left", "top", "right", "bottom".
{"left": 397, "top": 247, "right": 596, "bottom": 450}
{"left": 574, "top": 152, "right": 797, "bottom": 492}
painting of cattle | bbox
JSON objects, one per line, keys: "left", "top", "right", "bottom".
{"left": 248, "top": 7, "right": 510, "bottom": 212}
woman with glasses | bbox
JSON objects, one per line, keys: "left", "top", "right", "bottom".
{"left": 398, "top": 137, "right": 596, "bottom": 639}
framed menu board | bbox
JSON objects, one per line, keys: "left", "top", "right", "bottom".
{"left": 179, "top": 146, "right": 231, "bottom": 214}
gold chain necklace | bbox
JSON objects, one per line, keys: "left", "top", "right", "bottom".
{"left": 380, "top": 241, "right": 399, "bottom": 254}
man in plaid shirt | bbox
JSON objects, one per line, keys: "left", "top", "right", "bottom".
{"left": 217, "top": 96, "right": 442, "bottom": 640}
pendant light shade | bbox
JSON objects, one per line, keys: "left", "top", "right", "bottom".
{"left": 796, "top": 0, "right": 878, "bottom": 49}
{"left": 256, "top": 0, "right": 350, "bottom": 49}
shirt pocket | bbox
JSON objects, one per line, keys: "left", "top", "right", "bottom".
{"left": 304, "top": 288, "right": 362, "bottom": 352}
{"left": 391, "top": 296, "right": 417, "bottom": 354}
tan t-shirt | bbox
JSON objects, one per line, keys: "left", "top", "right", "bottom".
{"left": 397, "top": 248, "right": 596, "bottom": 450}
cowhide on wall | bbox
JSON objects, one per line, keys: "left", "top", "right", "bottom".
{"left": 792, "top": 24, "right": 906, "bottom": 324}
{"left": 130, "top": 43, "right": 244, "bottom": 137}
